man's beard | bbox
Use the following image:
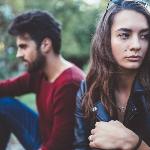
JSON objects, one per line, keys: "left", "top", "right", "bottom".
{"left": 28, "top": 52, "right": 46, "bottom": 73}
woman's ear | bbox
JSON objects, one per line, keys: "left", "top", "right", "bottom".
{"left": 41, "top": 38, "right": 52, "bottom": 53}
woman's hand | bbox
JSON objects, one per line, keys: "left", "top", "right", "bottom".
{"left": 88, "top": 120, "right": 139, "bottom": 150}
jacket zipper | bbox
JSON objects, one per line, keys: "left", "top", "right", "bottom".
{"left": 124, "top": 110, "right": 139, "bottom": 126}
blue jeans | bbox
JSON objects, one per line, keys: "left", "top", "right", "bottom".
{"left": 0, "top": 97, "right": 42, "bottom": 150}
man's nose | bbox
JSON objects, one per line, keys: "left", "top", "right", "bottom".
{"left": 16, "top": 49, "right": 23, "bottom": 58}
{"left": 130, "top": 36, "right": 141, "bottom": 51}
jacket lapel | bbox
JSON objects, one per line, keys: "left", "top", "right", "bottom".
{"left": 93, "top": 101, "right": 111, "bottom": 121}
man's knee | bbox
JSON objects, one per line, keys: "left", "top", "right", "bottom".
{"left": 0, "top": 97, "right": 17, "bottom": 112}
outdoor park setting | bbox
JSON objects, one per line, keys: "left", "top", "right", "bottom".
{"left": 0, "top": 1, "right": 103, "bottom": 109}
{"left": 0, "top": 0, "right": 105, "bottom": 104}
{"left": 0, "top": 0, "right": 104, "bottom": 149}
{"left": 0, "top": 0, "right": 150, "bottom": 149}
{"left": 0, "top": 0, "right": 108, "bottom": 115}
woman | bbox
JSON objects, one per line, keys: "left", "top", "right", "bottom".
{"left": 74, "top": 0, "right": 150, "bottom": 150}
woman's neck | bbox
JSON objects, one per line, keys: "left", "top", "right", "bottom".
{"left": 115, "top": 69, "right": 137, "bottom": 92}
{"left": 114, "top": 70, "right": 137, "bottom": 122}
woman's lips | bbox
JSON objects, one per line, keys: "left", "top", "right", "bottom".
{"left": 125, "top": 56, "right": 142, "bottom": 61}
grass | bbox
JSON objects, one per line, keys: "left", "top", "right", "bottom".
{"left": 16, "top": 93, "right": 37, "bottom": 111}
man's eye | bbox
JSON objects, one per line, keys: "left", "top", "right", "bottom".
{"left": 118, "top": 33, "right": 129, "bottom": 40}
{"left": 19, "top": 44, "right": 27, "bottom": 49}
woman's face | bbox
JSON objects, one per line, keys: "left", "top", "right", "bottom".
{"left": 111, "top": 10, "right": 149, "bottom": 71}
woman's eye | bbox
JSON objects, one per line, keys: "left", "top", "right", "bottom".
{"left": 140, "top": 33, "right": 150, "bottom": 40}
{"left": 118, "top": 33, "right": 129, "bottom": 40}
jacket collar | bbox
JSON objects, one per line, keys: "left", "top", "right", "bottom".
{"left": 133, "top": 80, "right": 144, "bottom": 94}
{"left": 93, "top": 80, "right": 145, "bottom": 122}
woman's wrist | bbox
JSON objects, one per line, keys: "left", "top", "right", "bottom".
{"left": 121, "top": 130, "right": 140, "bottom": 150}
{"left": 132, "top": 135, "right": 142, "bottom": 150}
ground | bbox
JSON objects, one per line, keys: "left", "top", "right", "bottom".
{"left": 6, "top": 134, "right": 25, "bottom": 150}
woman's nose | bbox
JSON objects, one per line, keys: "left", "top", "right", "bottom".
{"left": 129, "top": 36, "right": 141, "bottom": 52}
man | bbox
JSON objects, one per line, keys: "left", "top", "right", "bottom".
{"left": 0, "top": 10, "right": 84, "bottom": 150}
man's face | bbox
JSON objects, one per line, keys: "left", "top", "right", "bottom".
{"left": 16, "top": 33, "right": 45, "bottom": 73}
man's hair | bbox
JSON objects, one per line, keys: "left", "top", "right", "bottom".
{"left": 8, "top": 10, "right": 61, "bottom": 54}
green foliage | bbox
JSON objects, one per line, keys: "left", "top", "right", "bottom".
{"left": 16, "top": 93, "right": 36, "bottom": 111}
{"left": 0, "top": 0, "right": 104, "bottom": 79}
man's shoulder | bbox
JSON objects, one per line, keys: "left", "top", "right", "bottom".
{"left": 54, "top": 65, "right": 85, "bottom": 86}
{"left": 67, "top": 65, "right": 85, "bottom": 79}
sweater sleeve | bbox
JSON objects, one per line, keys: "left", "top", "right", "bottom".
{"left": 0, "top": 72, "right": 34, "bottom": 97}
{"left": 42, "top": 82, "right": 80, "bottom": 150}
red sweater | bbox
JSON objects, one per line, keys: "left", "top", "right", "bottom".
{"left": 0, "top": 65, "right": 85, "bottom": 150}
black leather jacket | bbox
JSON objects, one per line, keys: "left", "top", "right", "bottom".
{"left": 73, "top": 80, "right": 150, "bottom": 150}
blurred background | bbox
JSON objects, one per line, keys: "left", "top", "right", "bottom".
{"left": 0, "top": 0, "right": 105, "bottom": 109}
{"left": 0, "top": 1, "right": 106, "bottom": 148}
{"left": 0, "top": 0, "right": 150, "bottom": 114}
{"left": 0, "top": 0, "right": 105, "bottom": 79}
{"left": 0, "top": 0, "right": 108, "bottom": 110}
{"left": 0, "top": 0, "right": 149, "bottom": 148}
{"left": 0, "top": 0, "right": 150, "bottom": 79}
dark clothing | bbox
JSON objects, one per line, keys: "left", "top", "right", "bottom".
{"left": 0, "top": 65, "right": 85, "bottom": 150}
{"left": 74, "top": 80, "right": 150, "bottom": 150}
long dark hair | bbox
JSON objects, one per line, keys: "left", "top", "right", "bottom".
{"left": 83, "top": 1, "right": 150, "bottom": 118}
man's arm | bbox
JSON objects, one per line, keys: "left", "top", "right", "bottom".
{"left": 0, "top": 72, "right": 34, "bottom": 97}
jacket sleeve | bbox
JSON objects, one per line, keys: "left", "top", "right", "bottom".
{"left": 73, "top": 81, "right": 90, "bottom": 150}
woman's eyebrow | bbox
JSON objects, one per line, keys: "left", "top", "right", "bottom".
{"left": 140, "top": 28, "right": 149, "bottom": 33}
{"left": 116, "top": 28, "right": 149, "bottom": 33}
{"left": 116, "top": 28, "right": 131, "bottom": 32}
